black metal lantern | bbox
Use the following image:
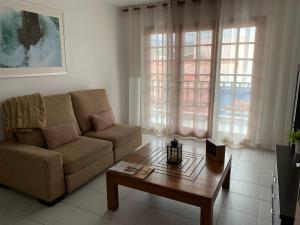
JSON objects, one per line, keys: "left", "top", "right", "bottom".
{"left": 166, "top": 139, "right": 183, "bottom": 165}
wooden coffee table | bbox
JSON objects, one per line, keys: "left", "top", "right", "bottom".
{"left": 106, "top": 141, "right": 232, "bottom": 225}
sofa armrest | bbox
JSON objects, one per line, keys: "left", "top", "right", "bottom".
{"left": 0, "top": 141, "right": 65, "bottom": 202}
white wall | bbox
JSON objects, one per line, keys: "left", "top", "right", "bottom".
{"left": 0, "top": 0, "right": 125, "bottom": 139}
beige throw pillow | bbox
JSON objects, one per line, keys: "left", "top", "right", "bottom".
{"left": 42, "top": 121, "right": 79, "bottom": 150}
{"left": 90, "top": 110, "right": 115, "bottom": 131}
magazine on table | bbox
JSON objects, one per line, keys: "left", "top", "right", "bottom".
{"left": 134, "top": 166, "right": 155, "bottom": 179}
{"left": 109, "top": 161, "right": 155, "bottom": 178}
{"left": 108, "top": 161, "right": 143, "bottom": 176}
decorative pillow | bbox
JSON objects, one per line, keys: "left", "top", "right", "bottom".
{"left": 42, "top": 121, "right": 79, "bottom": 150}
{"left": 90, "top": 110, "right": 115, "bottom": 131}
{"left": 15, "top": 129, "right": 46, "bottom": 148}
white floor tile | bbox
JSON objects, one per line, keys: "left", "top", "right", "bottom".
{"left": 29, "top": 202, "right": 74, "bottom": 225}
{"left": 0, "top": 188, "right": 26, "bottom": 208}
{"left": 236, "top": 160, "right": 263, "bottom": 173}
{"left": 261, "top": 173, "right": 274, "bottom": 187}
{"left": 148, "top": 196, "right": 186, "bottom": 218}
{"left": 0, "top": 206, "right": 24, "bottom": 225}
{"left": 230, "top": 180, "right": 261, "bottom": 199}
{"left": 80, "top": 192, "right": 107, "bottom": 216}
{"left": 136, "top": 208, "right": 177, "bottom": 225}
{"left": 63, "top": 188, "right": 96, "bottom": 207}
{"left": 93, "top": 217, "right": 123, "bottom": 225}
{"left": 104, "top": 200, "right": 147, "bottom": 225}
{"left": 7, "top": 195, "right": 43, "bottom": 216}
{"left": 218, "top": 208, "right": 258, "bottom": 225}
{"left": 175, "top": 217, "right": 199, "bottom": 225}
{"left": 233, "top": 170, "right": 262, "bottom": 185}
{"left": 12, "top": 217, "right": 42, "bottom": 225}
{"left": 259, "top": 200, "right": 272, "bottom": 221}
{"left": 55, "top": 208, "right": 99, "bottom": 225}
{"left": 223, "top": 192, "right": 259, "bottom": 216}
{"left": 125, "top": 189, "right": 152, "bottom": 205}
{"left": 84, "top": 174, "right": 107, "bottom": 191}
{"left": 258, "top": 218, "right": 272, "bottom": 225}
{"left": 259, "top": 186, "right": 272, "bottom": 202}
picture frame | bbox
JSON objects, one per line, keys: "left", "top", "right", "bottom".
{"left": 0, "top": 0, "right": 67, "bottom": 78}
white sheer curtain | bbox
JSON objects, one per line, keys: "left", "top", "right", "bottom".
{"left": 124, "top": 0, "right": 300, "bottom": 149}
{"left": 124, "top": 0, "right": 218, "bottom": 138}
{"left": 212, "top": 0, "right": 300, "bottom": 149}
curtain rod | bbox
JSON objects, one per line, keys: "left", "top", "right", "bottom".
{"left": 122, "top": 0, "right": 202, "bottom": 12}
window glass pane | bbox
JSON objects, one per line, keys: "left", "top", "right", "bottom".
{"left": 184, "top": 32, "right": 197, "bottom": 45}
{"left": 200, "top": 31, "right": 212, "bottom": 44}
{"left": 198, "top": 61, "right": 211, "bottom": 74}
{"left": 238, "top": 44, "right": 254, "bottom": 59}
{"left": 151, "top": 34, "right": 158, "bottom": 47}
{"left": 236, "top": 76, "right": 252, "bottom": 83}
{"left": 240, "top": 27, "right": 256, "bottom": 43}
{"left": 198, "top": 75, "right": 210, "bottom": 82}
{"left": 199, "top": 46, "right": 212, "bottom": 59}
{"left": 237, "top": 60, "right": 253, "bottom": 74}
{"left": 151, "top": 62, "right": 166, "bottom": 74}
{"left": 151, "top": 48, "right": 166, "bottom": 60}
{"left": 184, "top": 61, "right": 196, "bottom": 74}
{"left": 221, "top": 45, "right": 236, "bottom": 59}
{"left": 220, "top": 75, "right": 234, "bottom": 82}
{"left": 220, "top": 60, "right": 235, "bottom": 74}
{"left": 183, "top": 47, "right": 196, "bottom": 60}
{"left": 222, "top": 28, "right": 238, "bottom": 43}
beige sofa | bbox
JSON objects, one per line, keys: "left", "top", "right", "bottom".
{"left": 0, "top": 89, "right": 142, "bottom": 205}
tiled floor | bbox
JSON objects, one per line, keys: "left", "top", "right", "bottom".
{"left": 0, "top": 134, "right": 276, "bottom": 225}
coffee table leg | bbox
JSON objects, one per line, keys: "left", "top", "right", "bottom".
{"left": 201, "top": 202, "right": 213, "bottom": 225}
{"left": 222, "top": 167, "right": 231, "bottom": 189}
{"left": 106, "top": 174, "right": 119, "bottom": 211}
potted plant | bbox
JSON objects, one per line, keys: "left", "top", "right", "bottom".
{"left": 288, "top": 130, "right": 300, "bottom": 154}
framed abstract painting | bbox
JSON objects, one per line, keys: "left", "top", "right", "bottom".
{"left": 0, "top": 0, "right": 67, "bottom": 78}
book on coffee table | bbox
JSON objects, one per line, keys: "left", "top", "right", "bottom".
{"left": 134, "top": 166, "right": 155, "bottom": 179}
{"left": 108, "top": 161, "right": 143, "bottom": 176}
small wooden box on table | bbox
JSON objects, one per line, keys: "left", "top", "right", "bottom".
{"left": 206, "top": 139, "right": 225, "bottom": 162}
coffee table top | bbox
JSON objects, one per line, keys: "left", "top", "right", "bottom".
{"left": 109, "top": 140, "right": 232, "bottom": 201}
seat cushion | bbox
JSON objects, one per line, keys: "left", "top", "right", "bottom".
{"left": 53, "top": 136, "right": 113, "bottom": 174}
{"left": 70, "top": 89, "right": 112, "bottom": 133}
{"left": 84, "top": 124, "right": 141, "bottom": 149}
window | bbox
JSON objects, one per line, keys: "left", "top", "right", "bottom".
{"left": 148, "top": 33, "right": 175, "bottom": 125}
{"left": 217, "top": 26, "right": 256, "bottom": 138}
{"left": 147, "top": 29, "right": 213, "bottom": 137}
{"left": 179, "top": 30, "right": 213, "bottom": 136}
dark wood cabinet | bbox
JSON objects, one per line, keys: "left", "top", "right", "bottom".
{"left": 275, "top": 145, "right": 300, "bottom": 225}
{"left": 294, "top": 181, "right": 300, "bottom": 225}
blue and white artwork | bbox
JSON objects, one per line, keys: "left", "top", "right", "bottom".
{"left": 0, "top": 7, "right": 62, "bottom": 68}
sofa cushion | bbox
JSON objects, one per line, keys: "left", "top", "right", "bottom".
{"left": 84, "top": 124, "right": 141, "bottom": 149}
{"left": 15, "top": 129, "right": 46, "bottom": 148}
{"left": 42, "top": 121, "right": 79, "bottom": 150}
{"left": 70, "top": 89, "right": 112, "bottom": 133}
{"left": 53, "top": 136, "right": 113, "bottom": 174}
{"left": 90, "top": 110, "right": 115, "bottom": 131}
{"left": 44, "top": 94, "right": 81, "bottom": 135}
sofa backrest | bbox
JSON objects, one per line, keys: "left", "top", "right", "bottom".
{"left": 70, "top": 89, "right": 112, "bottom": 133}
{"left": 44, "top": 94, "right": 80, "bottom": 134}
{"left": 10, "top": 94, "right": 80, "bottom": 147}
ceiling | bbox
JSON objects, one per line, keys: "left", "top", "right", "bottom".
{"left": 104, "top": 0, "right": 163, "bottom": 7}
